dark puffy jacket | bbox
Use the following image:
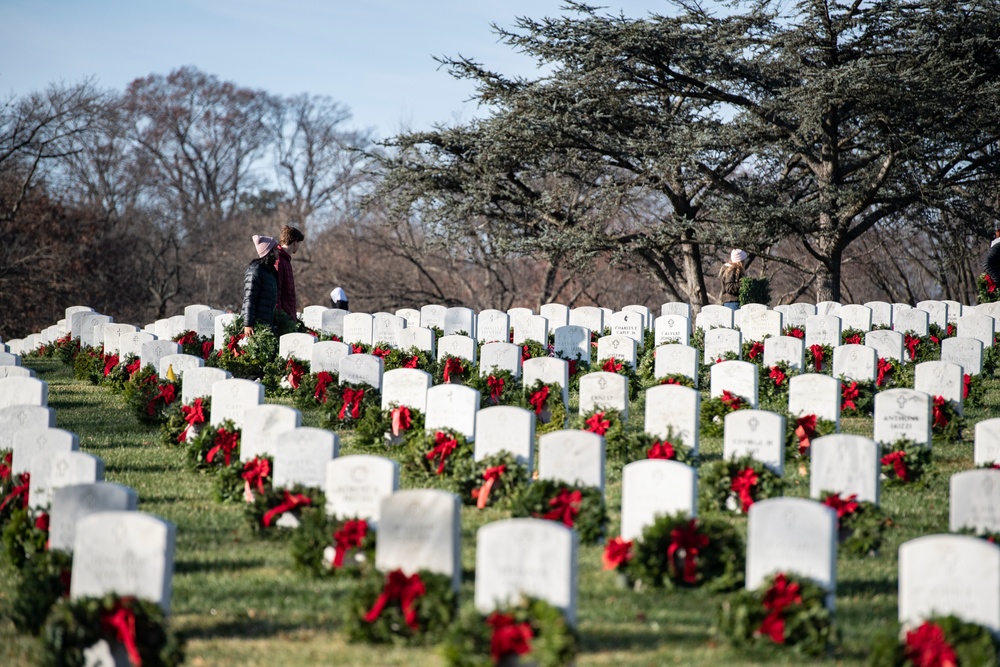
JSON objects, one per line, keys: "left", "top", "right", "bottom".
{"left": 242, "top": 259, "right": 279, "bottom": 328}
{"left": 984, "top": 242, "right": 1000, "bottom": 283}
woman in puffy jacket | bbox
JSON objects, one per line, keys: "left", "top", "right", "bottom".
{"left": 242, "top": 235, "right": 279, "bottom": 336}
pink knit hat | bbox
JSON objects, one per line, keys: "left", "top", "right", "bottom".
{"left": 730, "top": 248, "right": 748, "bottom": 263}
{"left": 253, "top": 234, "right": 277, "bottom": 258}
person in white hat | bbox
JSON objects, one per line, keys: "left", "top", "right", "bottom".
{"left": 330, "top": 286, "right": 348, "bottom": 311}
{"left": 242, "top": 234, "right": 279, "bottom": 336}
{"left": 719, "top": 248, "right": 748, "bottom": 309}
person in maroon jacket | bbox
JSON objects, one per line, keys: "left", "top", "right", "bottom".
{"left": 274, "top": 225, "right": 304, "bottom": 318}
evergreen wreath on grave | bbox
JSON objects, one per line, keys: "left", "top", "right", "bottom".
{"left": 868, "top": 615, "right": 999, "bottom": 667}
{"left": 956, "top": 525, "right": 1000, "bottom": 544}
{"left": 292, "top": 369, "right": 340, "bottom": 411}
{"left": 54, "top": 333, "right": 81, "bottom": 365}
{"left": 323, "top": 381, "right": 380, "bottom": 430}
{"left": 743, "top": 340, "right": 766, "bottom": 365}
{"left": 0, "top": 459, "right": 30, "bottom": 529}
{"left": 978, "top": 273, "right": 1000, "bottom": 303}
{"left": 451, "top": 451, "right": 530, "bottom": 509}
{"left": 841, "top": 327, "right": 867, "bottom": 346}
{"left": 441, "top": 597, "right": 578, "bottom": 667}
{"left": 700, "top": 390, "right": 751, "bottom": 438}
{"left": 269, "top": 355, "right": 311, "bottom": 397}
{"left": 2, "top": 506, "right": 49, "bottom": 568}
{"left": 467, "top": 368, "right": 521, "bottom": 408}
{"left": 760, "top": 361, "right": 796, "bottom": 405}
{"left": 511, "top": 480, "right": 607, "bottom": 544}
{"left": 875, "top": 357, "right": 898, "bottom": 388}
{"left": 99, "top": 352, "right": 136, "bottom": 392}
{"left": 595, "top": 355, "right": 641, "bottom": 400}
{"left": 185, "top": 419, "right": 240, "bottom": 472}
{"left": 564, "top": 356, "right": 589, "bottom": 394}
{"left": 931, "top": 395, "right": 964, "bottom": 443}
{"left": 807, "top": 344, "right": 834, "bottom": 374}
{"left": 646, "top": 373, "right": 697, "bottom": 390}
{"left": 619, "top": 431, "right": 696, "bottom": 465}
{"left": 984, "top": 335, "right": 1000, "bottom": 375}
{"left": 160, "top": 396, "right": 210, "bottom": 448}
{"left": 173, "top": 330, "right": 214, "bottom": 360}
{"left": 524, "top": 380, "right": 568, "bottom": 435}
{"left": 782, "top": 325, "right": 805, "bottom": 340}
{"left": 903, "top": 333, "right": 938, "bottom": 364}
{"left": 380, "top": 345, "right": 435, "bottom": 373}
{"left": 819, "top": 492, "right": 890, "bottom": 557}
{"left": 213, "top": 454, "right": 273, "bottom": 504}
{"left": 343, "top": 567, "right": 457, "bottom": 645}
{"left": 636, "top": 345, "right": 658, "bottom": 385}
{"left": 519, "top": 339, "right": 549, "bottom": 363}
{"left": 928, "top": 322, "right": 955, "bottom": 346}
{"left": 12, "top": 548, "right": 72, "bottom": 635}
{"left": 717, "top": 571, "right": 835, "bottom": 656}
{"left": 41, "top": 593, "right": 185, "bottom": 667}
{"left": 435, "top": 354, "right": 471, "bottom": 386}
{"left": 963, "top": 372, "right": 985, "bottom": 408}
{"left": 400, "top": 430, "right": 475, "bottom": 491}
{"left": 354, "top": 404, "right": 426, "bottom": 448}
{"left": 840, "top": 379, "right": 875, "bottom": 416}
{"left": 210, "top": 317, "right": 280, "bottom": 382}
{"left": 880, "top": 439, "right": 931, "bottom": 486}
{"left": 246, "top": 484, "right": 324, "bottom": 535}
{"left": 784, "top": 414, "right": 837, "bottom": 463}
{"left": 73, "top": 347, "right": 104, "bottom": 384}
{"left": 289, "top": 506, "right": 377, "bottom": 577}
{"left": 574, "top": 408, "right": 626, "bottom": 454}
{"left": 604, "top": 512, "right": 745, "bottom": 593}
{"left": 698, "top": 456, "right": 785, "bottom": 515}
{"left": 123, "top": 368, "right": 178, "bottom": 426}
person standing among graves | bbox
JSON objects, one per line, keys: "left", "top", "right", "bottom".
{"left": 983, "top": 230, "right": 1000, "bottom": 284}
{"left": 330, "top": 286, "right": 349, "bottom": 310}
{"left": 275, "top": 225, "right": 304, "bottom": 319}
{"left": 242, "top": 235, "right": 279, "bottom": 336}
{"left": 719, "top": 248, "right": 747, "bottom": 309}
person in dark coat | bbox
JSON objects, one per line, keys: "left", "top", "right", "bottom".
{"left": 984, "top": 231, "right": 1000, "bottom": 284}
{"left": 242, "top": 235, "right": 279, "bottom": 336}
{"left": 275, "top": 225, "right": 304, "bottom": 318}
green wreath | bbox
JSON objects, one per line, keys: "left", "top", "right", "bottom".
{"left": 449, "top": 451, "right": 531, "bottom": 509}
{"left": 289, "top": 505, "right": 377, "bottom": 578}
{"left": 12, "top": 548, "right": 72, "bottom": 635}
{"left": 869, "top": 615, "right": 998, "bottom": 666}
{"left": 98, "top": 352, "right": 135, "bottom": 392}
{"left": 41, "top": 594, "right": 184, "bottom": 667}
{"left": 840, "top": 379, "right": 875, "bottom": 417}
{"left": 636, "top": 346, "right": 658, "bottom": 386}
{"left": 880, "top": 439, "right": 932, "bottom": 486}
{"left": 433, "top": 354, "right": 472, "bottom": 386}
{"left": 594, "top": 358, "right": 641, "bottom": 401}
{"left": 645, "top": 373, "right": 696, "bottom": 390}
{"left": 265, "top": 355, "right": 311, "bottom": 398}
{"left": 784, "top": 414, "right": 838, "bottom": 464}
{"left": 700, "top": 391, "right": 751, "bottom": 438}
{"left": 343, "top": 567, "right": 457, "bottom": 645}
{"left": 209, "top": 317, "right": 280, "bottom": 382}
{"left": 213, "top": 455, "right": 273, "bottom": 504}
{"left": 964, "top": 372, "right": 985, "bottom": 409}
{"left": 818, "top": 492, "right": 890, "bottom": 557}
{"left": 292, "top": 370, "right": 340, "bottom": 411}
{"left": 978, "top": 273, "right": 1000, "bottom": 303}
{"left": 245, "top": 483, "right": 325, "bottom": 536}
{"left": 902, "top": 333, "right": 938, "bottom": 365}
{"left": 122, "top": 367, "right": 179, "bottom": 426}
{"left": 931, "top": 396, "right": 964, "bottom": 444}
{"left": 572, "top": 408, "right": 627, "bottom": 455}
{"left": 441, "top": 597, "right": 578, "bottom": 667}
{"left": 782, "top": 325, "right": 805, "bottom": 340}
{"left": 717, "top": 571, "right": 835, "bottom": 656}
{"left": 160, "top": 396, "right": 211, "bottom": 448}
{"left": 759, "top": 361, "right": 797, "bottom": 408}
{"left": 609, "top": 512, "right": 745, "bottom": 593}
{"left": 519, "top": 340, "right": 549, "bottom": 363}
{"left": 805, "top": 343, "right": 834, "bottom": 375}
{"left": 381, "top": 346, "right": 435, "bottom": 373}
{"left": 467, "top": 368, "right": 522, "bottom": 408}
{"left": 185, "top": 419, "right": 241, "bottom": 472}
{"left": 699, "top": 455, "right": 785, "bottom": 515}
{"left": 0, "top": 466, "right": 29, "bottom": 529}
{"left": 742, "top": 340, "right": 767, "bottom": 366}
{"left": 616, "top": 431, "right": 696, "bottom": 465}
{"left": 73, "top": 348, "right": 104, "bottom": 385}
{"left": 400, "top": 430, "right": 474, "bottom": 491}
{"left": 522, "top": 380, "right": 568, "bottom": 434}
{"left": 53, "top": 334, "right": 81, "bottom": 366}
{"left": 2, "top": 507, "right": 48, "bottom": 568}
{"left": 355, "top": 405, "right": 427, "bottom": 449}
{"left": 841, "top": 327, "right": 867, "bottom": 346}
{"left": 510, "top": 480, "right": 607, "bottom": 544}
{"left": 172, "top": 330, "right": 213, "bottom": 359}
{"left": 322, "top": 381, "right": 381, "bottom": 431}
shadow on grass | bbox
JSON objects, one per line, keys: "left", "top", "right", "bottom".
{"left": 175, "top": 557, "right": 268, "bottom": 575}
{"left": 177, "top": 619, "right": 308, "bottom": 641}
{"left": 837, "top": 577, "right": 896, "bottom": 598}
{"left": 582, "top": 624, "right": 705, "bottom": 652}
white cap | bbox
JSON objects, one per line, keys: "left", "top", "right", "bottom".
{"left": 991, "top": 237, "right": 1000, "bottom": 247}
{"left": 730, "top": 249, "right": 748, "bottom": 263}
{"left": 330, "top": 287, "right": 347, "bottom": 302}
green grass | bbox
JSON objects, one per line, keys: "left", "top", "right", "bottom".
{"left": 1, "top": 358, "right": 993, "bottom": 666}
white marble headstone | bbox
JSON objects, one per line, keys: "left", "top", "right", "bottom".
{"left": 538, "top": 430, "right": 605, "bottom": 493}
{"left": 325, "top": 455, "right": 399, "bottom": 527}
{"left": 620, "top": 460, "right": 697, "bottom": 540}
{"left": 377, "top": 489, "right": 461, "bottom": 590}
{"left": 644, "top": 384, "right": 700, "bottom": 453}
{"left": 474, "top": 405, "right": 535, "bottom": 471}
{"left": 809, "top": 434, "right": 880, "bottom": 504}
{"left": 724, "top": 410, "right": 786, "bottom": 475}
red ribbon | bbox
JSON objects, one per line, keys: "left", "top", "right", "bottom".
{"left": 363, "top": 569, "right": 426, "bottom": 630}
{"left": 585, "top": 412, "right": 610, "bottom": 436}
{"left": 881, "top": 450, "right": 910, "bottom": 482}
{"left": 841, "top": 382, "right": 859, "bottom": 411}
{"left": 963, "top": 374, "right": 971, "bottom": 399}
{"left": 904, "top": 334, "right": 920, "bottom": 360}
{"left": 809, "top": 344, "right": 824, "bottom": 372}
{"left": 177, "top": 331, "right": 196, "bottom": 346}
{"left": 731, "top": 468, "right": 758, "bottom": 512}
{"left": 351, "top": 343, "right": 365, "bottom": 354}
{"left": 0, "top": 451, "right": 11, "bottom": 481}
{"left": 372, "top": 347, "right": 391, "bottom": 359}
{"left": 542, "top": 489, "right": 582, "bottom": 527}
{"left": 391, "top": 406, "right": 412, "bottom": 437}
{"left": 602, "top": 536, "right": 634, "bottom": 570}
{"left": 147, "top": 383, "right": 176, "bottom": 416}
{"left": 795, "top": 414, "right": 817, "bottom": 456}
{"left": 178, "top": 397, "right": 206, "bottom": 442}
{"left": 647, "top": 441, "right": 675, "bottom": 460}
{"left": 425, "top": 431, "right": 458, "bottom": 475}
{"left": 125, "top": 359, "right": 141, "bottom": 377}
{"left": 528, "top": 386, "right": 550, "bottom": 415}
{"left": 442, "top": 357, "right": 465, "bottom": 383}
{"left": 876, "top": 357, "right": 893, "bottom": 387}
{"left": 986, "top": 274, "right": 997, "bottom": 293}
{"left": 402, "top": 355, "right": 419, "bottom": 369}
{"left": 787, "top": 328, "right": 804, "bottom": 339}
{"left": 748, "top": 342, "right": 764, "bottom": 360}
{"left": 661, "top": 377, "right": 680, "bottom": 385}
{"left": 668, "top": 519, "right": 710, "bottom": 584}
{"left": 904, "top": 621, "right": 958, "bottom": 667}
{"left": 226, "top": 332, "right": 246, "bottom": 356}
{"left": 101, "top": 599, "right": 143, "bottom": 666}
{"left": 567, "top": 359, "right": 578, "bottom": 376}
{"left": 201, "top": 340, "right": 214, "bottom": 359}
{"left": 932, "top": 395, "right": 949, "bottom": 429}
{"left": 241, "top": 456, "right": 271, "bottom": 501}
{"left": 487, "top": 612, "right": 534, "bottom": 663}
{"left": 472, "top": 465, "right": 506, "bottom": 509}
{"left": 313, "top": 372, "right": 334, "bottom": 403}
{"left": 332, "top": 519, "right": 368, "bottom": 568}
{"left": 339, "top": 387, "right": 365, "bottom": 420}
{"left": 758, "top": 573, "right": 803, "bottom": 644}
{"left": 35, "top": 511, "right": 50, "bottom": 532}
{"left": 844, "top": 333, "right": 862, "bottom": 345}
{"left": 207, "top": 428, "right": 239, "bottom": 466}
{"left": 262, "top": 490, "right": 312, "bottom": 527}
{"left": 602, "top": 357, "right": 623, "bottom": 373}
{"left": 521, "top": 345, "right": 532, "bottom": 361}
{"left": 822, "top": 492, "right": 859, "bottom": 521}
{"left": 720, "top": 390, "right": 743, "bottom": 410}
{"left": 768, "top": 366, "right": 786, "bottom": 387}
{"left": 0, "top": 472, "right": 30, "bottom": 512}
{"left": 103, "top": 354, "right": 120, "bottom": 376}
{"left": 285, "top": 359, "right": 305, "bottom": 389}
{"left": 487, "top": 375, "right": 505, "bottom": 402}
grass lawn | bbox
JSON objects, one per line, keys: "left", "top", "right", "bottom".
{"left": 1, "top": 357, "right": 994, "bottom": 666}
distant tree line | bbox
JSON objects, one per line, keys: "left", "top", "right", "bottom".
{"left": 3, "top": 0, "right": 1000, "bottom": 339}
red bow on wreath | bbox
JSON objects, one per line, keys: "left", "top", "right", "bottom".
{"left": 602, "top": 357, "right": 623, "bottom": 373}
{"left": 795, "top": 414, "right": 817, "bottom": 456}
{"left": 758, "top": 573, "right": 802, "bottom": 644}
{"left": 201, "top": 340, "right": 214, "bottom": 360}
{"left": 35, "top": 511, "right": 50, "bottom": 532}
{"left": 487, "top": 612, "right": 534, "bottom": 663}
{"left": 904, "top": 621, "right": 958, "bottom": 667}
{"left": 241, "top": 456, "right": 271, "bottom": 502}
{"left": 986, "top": 274, "right": 998, "bottom": 293}
{"left": 0, "top": 472, "right": 30, "bottom": 512}
{"left": 146, "top": 383, "right": 176, "bottom": 416}
{"left": 528, "top": 386, "right": 550, "bottom": 415}
{"left": 100, "top": 598, "right": 143, "bottom": 666}
{"left": 904, "top": 334, "right": 920, "bottom": 360}
{"left": 442, "top": 357, "right": 465, "bottom": 383}
{"left": 207, "top": 429, "right": 239, "bottom": 466}
{"left": 125, "top": 359, "right": 141, "bottom": 377}
{"left": 350, "top": 343, "right": 365, "bottom": 354}
{"left": 487, "top": 375, "right": 505, "bottom": 402}
{"left": 331, "top": 519, "right": 368, "bottom": 568}
{"left": 731, "top": 468, "right": 758, "bottom": 512}
{"left": 585, "top": 412, "right": 610, "bottom": 436}
{"left": 262, "top": 490, "right": 312, "bottom": 527}
{"left": 808, "top": 345, "right": 824, "bottom": 372}
{"left": 521, "top": 345, "right": 532, "bottom": 361}
{"left": 647, "top": 441, "right": 676, "bottom": 460}
{"left": 841, "top": 382, "right": 859, "bottom": 411}
{"left": 822, "top": 492, "right": 859, "bottom": 521}
{"left": 542, "top": 489, "right": 582, "bottom": 527}
{"left": 471, "top": 465, "right": 506, "bottom": 509}
{"left": 787, "top": 328, "right": 804, "bottom": 340}
{"left": 371, "top": 347, "right": 391, "bottom": 359}
{"left": 426, "top": 431, "right": 458, "bottom": 475}
{"left": 178, "top": 398, "right": 206, "bottom": 442}
{"left": 876, "top": 357, "right": 893, "bottom": 387}
{"left": 768, "top": 366, "right": 786, "bottom": 387}
{"left": 103, "top": 354, "right": 120, "bottom": 376}
{"left": 313, "top": 372, "right": 334, "bottom": 403}
{"left": 963, "top": 374, "right": 971, "bottom": 399}
{"left": 1, "top": 451, "right": 13, "bottom": 481}
{"left": 402, "top": 355, "right": 419, "bottom": 369}
{"left": 226, "top": 332, "right": 246, "bottom": 356}
{"left": 285, "top": 359, "right": 305, "bottom": 389}
{"left": 602, "top": 536, "right": 634, "bottom": 570}
{"left": 668, "top": 519, "right": 710, "bottom": 584}
{"left": 747, "top": 342, "right": 764, "bottom": 360}
{"left": 932, "top": 395, "right": 949, "bottom": 429}
{"left": 391, "top": 406, "right": 412, "bottom": 437}
{"left": 339, "top": 387, "right": 365, "bottom": 420}
{"left": 845, "top": 333, "right": 862, "bottom": 345}
{"left": 881, "top": 450, "right": 910, "bottom": 482}
{"left": 364, "top": 569, "right": 426, "bottom": 630}
{"left": 720, "top": 390, "right": 743, "bottom": 410}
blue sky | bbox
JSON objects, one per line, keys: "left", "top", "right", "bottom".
{"left": 1, "top": 0, "right": 667, "bottom": 140}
